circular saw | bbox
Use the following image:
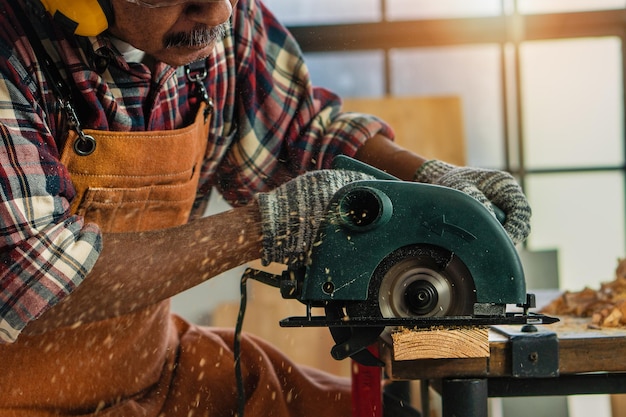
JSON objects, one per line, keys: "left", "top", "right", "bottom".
{"left": 244, "top": 156, "right": 557, "bottom": 366}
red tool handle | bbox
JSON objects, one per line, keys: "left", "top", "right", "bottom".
{"left": 351, "top": 345, "right": 382, "bottom": 417}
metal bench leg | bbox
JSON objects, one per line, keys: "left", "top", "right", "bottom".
{"left": 441, "top": 378, "right": 488, "bottom": 417}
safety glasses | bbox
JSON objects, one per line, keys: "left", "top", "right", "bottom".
{"left": 124, "top": 0, "right": 224, "bottom": 8}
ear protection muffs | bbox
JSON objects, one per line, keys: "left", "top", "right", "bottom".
{"left": 36, "top": 0, "right": 114, "bottom": 37}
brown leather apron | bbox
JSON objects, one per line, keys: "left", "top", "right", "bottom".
{"left": 0, "top": 102, "right": 351, "bottom": 417}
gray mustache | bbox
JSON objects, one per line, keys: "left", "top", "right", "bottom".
{"left": 164, "top": 22, "right": 229, "bottom": 49}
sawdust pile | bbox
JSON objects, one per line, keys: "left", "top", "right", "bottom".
{"left": 541, "top": 258, "right": 626, "bottom": 328}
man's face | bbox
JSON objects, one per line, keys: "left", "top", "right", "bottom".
{"left": 108, "top": 0, "right": 237, "bottom": 67}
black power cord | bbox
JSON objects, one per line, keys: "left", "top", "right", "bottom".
{"left": 234, "top": 273, "right": 249, "bottom": 417}
{"left": 234, "top": 268, "right": 282, "bottom": 417}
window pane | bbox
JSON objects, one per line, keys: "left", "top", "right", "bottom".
{"left": 525, "top": 172, "right": 625, "bottom": 291}
{"left": 520, "top": 37, "right": 624, "bottom": 169}
{"left": 386, "top": 0, "right": 502, "bottom": 20}
{"left": 264, "top": 0, "right": 381, "bottom": 25}
{"left": 518, "top": 0, "right": 625, "bottom": 14}
{"left": 304, "top": 51, "right": 386, "bottom": 98}
{"left": 389, "top": 44, "right": 505, "bottom": 168}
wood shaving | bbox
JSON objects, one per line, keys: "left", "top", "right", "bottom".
{"left": 541, "top": 258, "right": 626, "bottom": 328}
{"left": 394, "top": 325, "right": 487, "bottom": 334}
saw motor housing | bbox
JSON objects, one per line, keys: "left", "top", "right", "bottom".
{"left": 301, "top": 179, "right": 525, "bottom": 308}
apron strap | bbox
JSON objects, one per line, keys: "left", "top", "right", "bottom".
{"left": 12, "top": 1, "right": 97, "bottom": 155}
{"left": 185, "top": 59, "right": 212, "bottom": 120}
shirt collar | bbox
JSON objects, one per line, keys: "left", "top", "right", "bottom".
{"left": 86, "top": 34, "right": 126, "bottom": 71}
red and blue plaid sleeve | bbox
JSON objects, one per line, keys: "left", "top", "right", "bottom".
{"left": 0, "top": 17, "right": 102, "bottom": 343}
{"left": 0, "top": 122, "right": 102, "bottom": 343}
{"left": 214, "top": 0, "right": 394, "bottom": 204}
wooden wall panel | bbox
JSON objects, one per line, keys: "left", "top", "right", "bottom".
{"left": 341, "top": 96, "right": 466, "bottom": 166}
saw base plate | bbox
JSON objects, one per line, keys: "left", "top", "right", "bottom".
{"left": 280, "top": 313, "right": 559, "bottom": 329}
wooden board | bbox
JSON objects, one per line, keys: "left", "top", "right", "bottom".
{"left": 391, "top": 327, "right": 490, "bottom": 361}
{"left": 383, "top": 316, "right": 626, "bottom": 381}
{"left": 342, "top": 96, "right": 466, "bottom": 166}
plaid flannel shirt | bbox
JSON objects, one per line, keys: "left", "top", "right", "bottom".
{"left": 0, "top": 0, "right": 393, "bottom": 342}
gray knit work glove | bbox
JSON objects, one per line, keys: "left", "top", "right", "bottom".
{"left": 414, "top": 160, "right": 531, "bottom": 244}
{"left": 256, "top": 170, "right": 376, "bottom": 266}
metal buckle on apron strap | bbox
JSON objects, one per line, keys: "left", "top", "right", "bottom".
{"left": 63, "top": 100, "right": 97, "bottom": 156}
{"left": 185, "top": 60, "right": 214, "bottom": 121}
{"left": 41, "top": 59, "right": 97, "bottom": 156}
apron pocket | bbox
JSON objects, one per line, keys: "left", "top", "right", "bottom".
{"left": 76, "top": 181, "right": 198, "bottom": 232}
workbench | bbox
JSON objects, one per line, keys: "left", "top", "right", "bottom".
{"left": 381, "top": 317, "right": 626, "bottom": 417}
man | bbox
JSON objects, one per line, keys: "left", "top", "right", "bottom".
{"left": 0, "top": 0, "right": 531, "bottom": 416}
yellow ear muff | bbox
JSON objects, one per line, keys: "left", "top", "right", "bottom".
{"left": 38, "top": 0, "right": 112, "bottom": 36}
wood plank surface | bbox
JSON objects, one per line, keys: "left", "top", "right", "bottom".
{"left": 391, "top": 327, "right": 490, "bottom": 360}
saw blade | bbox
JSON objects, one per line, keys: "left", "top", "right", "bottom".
{"left": 376, "top": 244, "right": 476, "bottom": 318}
{"left": 346, "top": 244, "right": 476, "bottom": 321}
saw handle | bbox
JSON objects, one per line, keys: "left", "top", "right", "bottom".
{"left": 333, "top": 155, "right": 508, "bottom": 227}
